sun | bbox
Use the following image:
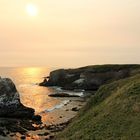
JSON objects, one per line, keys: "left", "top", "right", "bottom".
{"left": 26, "top": 3, "right": 38, "bottom": 16}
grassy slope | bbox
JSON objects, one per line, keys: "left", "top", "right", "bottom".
{"left": 69, "top": 64, "right": 140, "bottom": 73}
{"left": 57, "top": 74, "right": 140, "bottom": 140}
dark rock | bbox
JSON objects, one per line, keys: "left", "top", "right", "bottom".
{"left": 32, "top": 115, "right": 42, "bottom": 122}
{"left": 0, "top": 78, "right": 42, "bottom": 136}
{"left": 48, "top": 93, "right": 80, "bottom": 97}
{"left": 0, "top": 128, "right": 6, "bottom": 136}
{"left": 10, "top": 133, "right": 15, "bottom": 137}
{"left": 39, "top": 65, "right": 139, "bottom": 91}
{"left": 46, "top": 125, "right": 56, "bottom": 130}
{"left": 72, "top": 107, "right": 79, "bottom": 112}
{"left": 48, "top": 69, "right": 67, "bottom": 86}
{"left": 21, "top": 135, "right": 26, "bottom": 139}
{"left": 0, "top": 78, "right": 35, "bottom": 119}
{"left": 44, "top": 132, "right": 49, "bottom": 136}
{"left": 25, "top": 133, "right": 30, "bottom": 137}
{"left": 39, "top": 78, "right": 49, "bottom": 86}
{"left": 6, "top": 131, "right": 10, "bottom": 135}
{"left": 45, "top": 124, "right": 66, "bottom": 133}
{"left": 0, "top": 118, "right": 38, "bottom": 135}
{"left": 38, "top": 133, "right": 44, "bottom": 136}
{"left": 40, "top": 69, "right": 80, "bottom": 87}
{"left": 38, "top": 132, "right": 49, "bottom": 136}
{"left": 49, "top": 135, "right": 54, "bottom": 139}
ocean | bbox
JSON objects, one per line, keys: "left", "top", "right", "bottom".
{"left": 0, "top": 67, "right": 61, "bottom": 114}
{"left": 0, "top": 67, "right": 85, "bottom": 125}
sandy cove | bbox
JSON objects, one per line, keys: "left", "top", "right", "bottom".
{"left": 6, "top": 97, "right": 87, "bottom": 140}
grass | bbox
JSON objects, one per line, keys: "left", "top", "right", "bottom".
{"left": 56, "top": 74, "right": 140, "bottom": 140}
{"left": 69, "top": 64, "right": 140, "bottom": 73}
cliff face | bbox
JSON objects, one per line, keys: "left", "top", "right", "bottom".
{"left": 0, "top": 77, "right": 34, "bottom": 118}
{"left": 0, "top": 78, "right": 20, "bottom": 106}
{"left": 0, "top": 77, "right": 42, "bottom": 137}
{"left": 40, "top": 65, "right": 140, "bottom": 91}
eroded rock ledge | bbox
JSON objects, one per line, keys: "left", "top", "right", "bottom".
{"left": 39, "top": 65, "right": 140, "bottom": 91}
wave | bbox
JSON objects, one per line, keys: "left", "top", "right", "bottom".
{"left": 39, "top": 100, "right": 70, "bottom": 114}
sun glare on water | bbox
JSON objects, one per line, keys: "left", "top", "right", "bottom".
{"left": 26, "top": 3, "right": 38, "bottom": 16}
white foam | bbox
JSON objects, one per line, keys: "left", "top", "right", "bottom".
{"left": 39, "top": 100, "right": 69, "bottom": 113}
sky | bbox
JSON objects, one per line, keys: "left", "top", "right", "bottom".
{"left": 0, "top": 0, "right": 140, "bottom": 68}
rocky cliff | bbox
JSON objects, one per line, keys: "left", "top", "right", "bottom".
{"left": 56, "top": 71, "right": 140, "bottom": 140}
{"left": 0, "top": 77, "right": 37, "bottom": 119}
{"left": 40, "top": 65, "right": 140, "bottom": 90}
{"left": 0, "top": 77, "right": 41, "bottom": 137}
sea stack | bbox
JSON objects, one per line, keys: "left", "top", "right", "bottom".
{"left": 0, "top": 77, "right": 35, "bottom": 118}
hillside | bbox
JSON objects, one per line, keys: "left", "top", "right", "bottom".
{"left": 56, "top": 73, "right": 140, "bottom": 140}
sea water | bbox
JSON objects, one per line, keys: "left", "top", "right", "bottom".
{"left": 0, "top": 67, "right": 61, "bottom": 114}
{"left": 0, "top": 67, "right": 84, "bottom": 115}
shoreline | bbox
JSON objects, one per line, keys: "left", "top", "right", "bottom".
{"left": 28, "top": 97, "right": 86, "bottom": 140}
{"left": 0, "top": 96, "right": 87, "bottom": 140}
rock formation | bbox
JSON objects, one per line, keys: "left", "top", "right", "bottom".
{"left": 0, "top": 77, "right": 42, "bottom": 137}
{"left": 0, "top": 77, "right": 36, "bottom": 119}
{"left": 39, "top": 65, "right": 140, "bottom": 91}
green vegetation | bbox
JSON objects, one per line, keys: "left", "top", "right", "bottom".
{"left": 70, "top": 64, "right": 140, "bottom": 73}
{"left": 57, "top": 74, "right": 140, "bottom": 140}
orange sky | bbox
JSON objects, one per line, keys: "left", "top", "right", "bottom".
{"left": 0, "top": 0, "right": 140, "bottom": 67}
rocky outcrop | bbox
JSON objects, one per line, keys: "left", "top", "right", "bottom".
{"left": 39, "top": 69, "right": 79, "bottom": 87}
{"left": 40, "top": 65, "right": 140, "bottom": 91}
{"left": 0, "top": 77, "right": 42, "bottom": 137}
{"left": 49, "top": 93, "right": 80, "bottom": 97}
{"left": 0, "top": 77, "right": 37, "bottom": 119}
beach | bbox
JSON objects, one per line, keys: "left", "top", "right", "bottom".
{"left": 0, "top": 67, "right": 87, "bottom": 139}
{"left": 2, "top": 97, "right": 86, "bottom": 140}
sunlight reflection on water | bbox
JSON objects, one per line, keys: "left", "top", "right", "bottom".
{"left": 0, "top": 67, "right": 61, "bottom": 114}
{"left": 0, "top": 66, "right": 85, "bottom": 140}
